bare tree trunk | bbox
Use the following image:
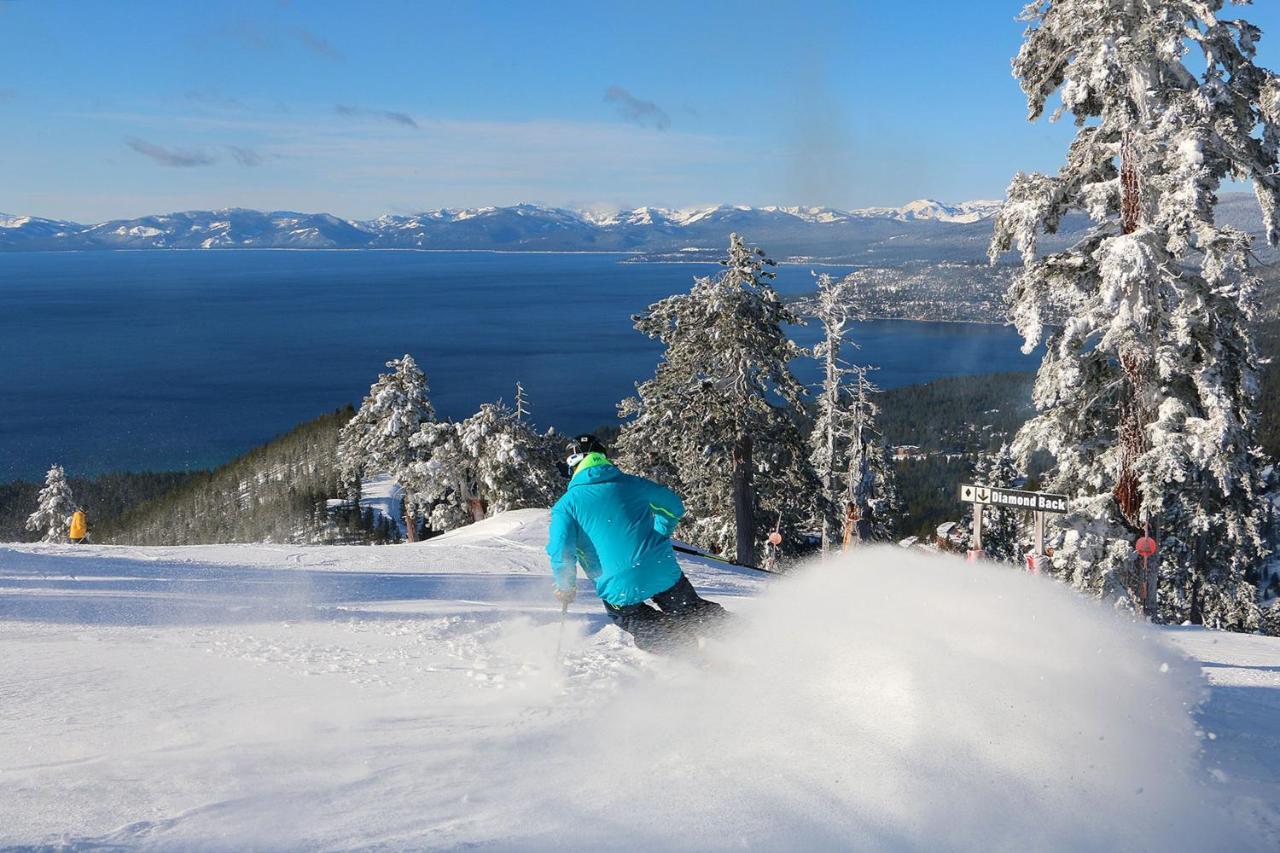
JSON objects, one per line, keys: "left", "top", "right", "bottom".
{"left": 1114, "top": 347, "right": 1146, "bottom": 526}
{"left": 1145, "top": 553, "right": 1160, "bottom": 618}
{"left": 1189, "top": 576, "right": 1203, "bottom": 625}
{"left": 402, "top": 498, "right": 418, "bottom": 543}
{"left": 1120, "top": 133, "right": 1141, "bottom": 236}
{"left": 823, "top": 330, "right": 841, "bottom": 553}
{"left": 733, "top": 433, "right": 755, "bottom": 567}
{"left": 1114, "top": 133, "right": 1148, "bottom": 536}
{"left": 821, "top": 410, "right": 835, "bottom": 554}
{"left": 468, "top": 497, "right": 487, "bottom": 525}
{"left": 842, "top": 502, "right": 857, "bottom": 551}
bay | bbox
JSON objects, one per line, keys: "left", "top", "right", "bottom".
{"left": 0, "top": 251, "right": 1038, "bottom": 480}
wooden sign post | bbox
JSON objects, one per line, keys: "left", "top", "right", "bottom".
{"left": 959, "top": 484, "right": 1069, "bottom": 566}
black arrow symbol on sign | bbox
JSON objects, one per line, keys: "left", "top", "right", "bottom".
{"left": 976, "top": 488, "right": 989, "bottom": 502}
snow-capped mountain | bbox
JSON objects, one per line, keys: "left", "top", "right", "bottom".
{"left": 0, "top": 213, "right": 83, "bottom": 249}
{"left": 0, "top": 195, "right": 1269, "bottom": 262}
{"left": 840, "top": 199, "right": 1005, "bottom": 223}
{"left": 0, "top": 200, "right": 1007, "bottom": 250}
{"left": 572, "top": 199, "right": 1004, "bottom": 228}
{"left": 364, "top": 203, "right": 602, "bottom": 250}
{"left": 75, "top": 209, "right": 372, "bottom": 250}
{"left": 878, "top": 199, "right": 1005, "bottom": 223}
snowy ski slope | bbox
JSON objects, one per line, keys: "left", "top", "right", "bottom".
{"left": 1, "top": 509, "right": 1276, "bottom": 850}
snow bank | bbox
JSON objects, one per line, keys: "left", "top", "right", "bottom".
{"left": 491, "top": 548, "right": 1245, "bottom": 851}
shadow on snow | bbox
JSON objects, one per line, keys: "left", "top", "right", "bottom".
{"left": 0, "top": 547, "right": 754, "bottom": 628}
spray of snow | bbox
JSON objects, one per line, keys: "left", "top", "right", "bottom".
{"left": 488, "top": 548, "right": 1243, "bottom": 850}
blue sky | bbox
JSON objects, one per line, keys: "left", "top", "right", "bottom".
{"left": 4, "top": 0, "right": 1280, "bottom": 221}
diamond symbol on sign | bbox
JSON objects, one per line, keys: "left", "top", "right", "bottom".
{"left": 961, "top": 485, "right": 974, "bottom": 501}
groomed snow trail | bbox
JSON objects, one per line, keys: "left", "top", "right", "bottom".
{"left": 1, "top": 511, "right": 1276, "bottom": 850}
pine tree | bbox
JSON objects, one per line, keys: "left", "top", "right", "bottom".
{"left": 990, "top": 0, "right": 1280, "bottom": 628}
{"left": 616, "top": 233, "right": 816, "bottom": 564}
{"left": 809, "top": 273, "right": 899, "bottom": 550}
{"left": 337, "top": 355, "right": 436, "bottom": 541}
{"left": 967, "top": 443, "right": 1024, "bottom": 564}
{"left": 407, "top": 420, "right": 474, "bottom": 532}
{"left": 845, "top": 370, "right": 900, "bottom": 545}
{"left": 407, "top": 394, "right": 561, "bottom": 531}
{"left": 26, "top": 464, "right": 76, "bottom": 543}
{"left": 462, "top": 401, "right": 560, "bottom": 515}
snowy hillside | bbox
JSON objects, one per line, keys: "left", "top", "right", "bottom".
{"left": 1, "top": 510, "right": 1276, "bottom": 850}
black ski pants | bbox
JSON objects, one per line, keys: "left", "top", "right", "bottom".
{"left": 603, "top": 573, "right": 729, "bottom": 653}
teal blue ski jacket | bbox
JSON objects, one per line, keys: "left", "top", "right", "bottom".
{"left": 546, "top": 459, "right": 685, "bottom": 607}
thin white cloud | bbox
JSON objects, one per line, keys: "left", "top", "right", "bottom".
{"left": 185, "top": 90, "right": 251, "bottom": 112}
{"left": 604, "top": 86, "right": 671, "bottom": 131}
{"left": 225, "top": 145, "right": 263, "bottom": 166}
{"left": 335, "top": 104, "right": 418, "bottom": 129}
{"left": 219, "top": 18, "right": 272, "bottom": 51}
{"left": 124, "top": 136, "right": 265, "bottom": 169}
{"left": 126, "top": 137, "right": 216, "bottom": 168}
{"left": 216, "top": 19, "right": 343, "bottom": 62}
{"left": 184, "top": 90, "right": 290, "bottom": 116}
{"left": 57, "top": 107, "right": 757, "bottom": 219}
{"left": 292, "top": 27, "right": 343, "bottom": 61}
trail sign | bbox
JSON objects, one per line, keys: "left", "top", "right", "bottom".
{"left": 959, "top": 484, "right": 1068, "bottom": 514}
{"left": 959, "top": 483, "right": 1070, "bottom": 564}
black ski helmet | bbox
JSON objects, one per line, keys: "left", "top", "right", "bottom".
{"left": 558, "top": 434, "right": 608, "bottom": 478}
{"left": 566, "top": 434, "right": 608, "bottom": 458}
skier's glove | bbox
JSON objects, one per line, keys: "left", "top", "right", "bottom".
{"left": 554, "top": 586, "right": 576, "bottom": 605}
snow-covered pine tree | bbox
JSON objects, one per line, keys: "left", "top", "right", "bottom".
{"left": 845, "top": 368, "right": 900, "bottom": 545}
{"left": 969, "top": 443, "right": 1024, "bottom": 564}
{"left": 808, "top": 273, "right": 899, "bottom": 550}
{"left": 26, "top": 464, "right": 76, "bottom": 543}
{"left": 336, "top": 355, "right": 436, "bottom": 541}
{"left": 616, "top": 234, "right": 815, "bottom": 564}
{"left": 458, "top": 399, "right": 561, "bottom": 517}
{"left": 406, "top": 421, "right": 473, "bottom": 532}
{"left": 990, "top": 0, "right": 1280, "bottom": 628}
{"left": 407, "top": 394, "right": 561, "bottom": 532}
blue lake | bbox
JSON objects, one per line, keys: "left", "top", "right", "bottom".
{"left": 0, "top": 251, "right": 1038, "bottom": 481}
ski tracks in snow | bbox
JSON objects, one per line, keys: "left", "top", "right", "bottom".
{"left": 0, "top": 617, "right": 645, "bottom": 849}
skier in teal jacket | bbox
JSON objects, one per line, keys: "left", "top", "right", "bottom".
{"left": 546, "top": 434, "right": 728, "bottom": 652}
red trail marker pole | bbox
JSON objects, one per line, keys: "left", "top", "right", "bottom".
{"left": 1135, "top": 525, "right": 1158, "bottom": 612}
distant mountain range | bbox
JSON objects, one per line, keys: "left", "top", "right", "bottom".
{"left": 1, "top": 195, "right": 1272, "bottom": 264}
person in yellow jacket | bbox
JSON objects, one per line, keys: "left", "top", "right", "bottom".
{"left": 68, "top": 508, "right": 88, "bottom": 544}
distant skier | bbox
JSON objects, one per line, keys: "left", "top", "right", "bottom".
{"left": 546, "top": 434, "right": 729, "bottom": 653}
{"left": 68, "top": 508, "right": 88, "bottom": 544}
